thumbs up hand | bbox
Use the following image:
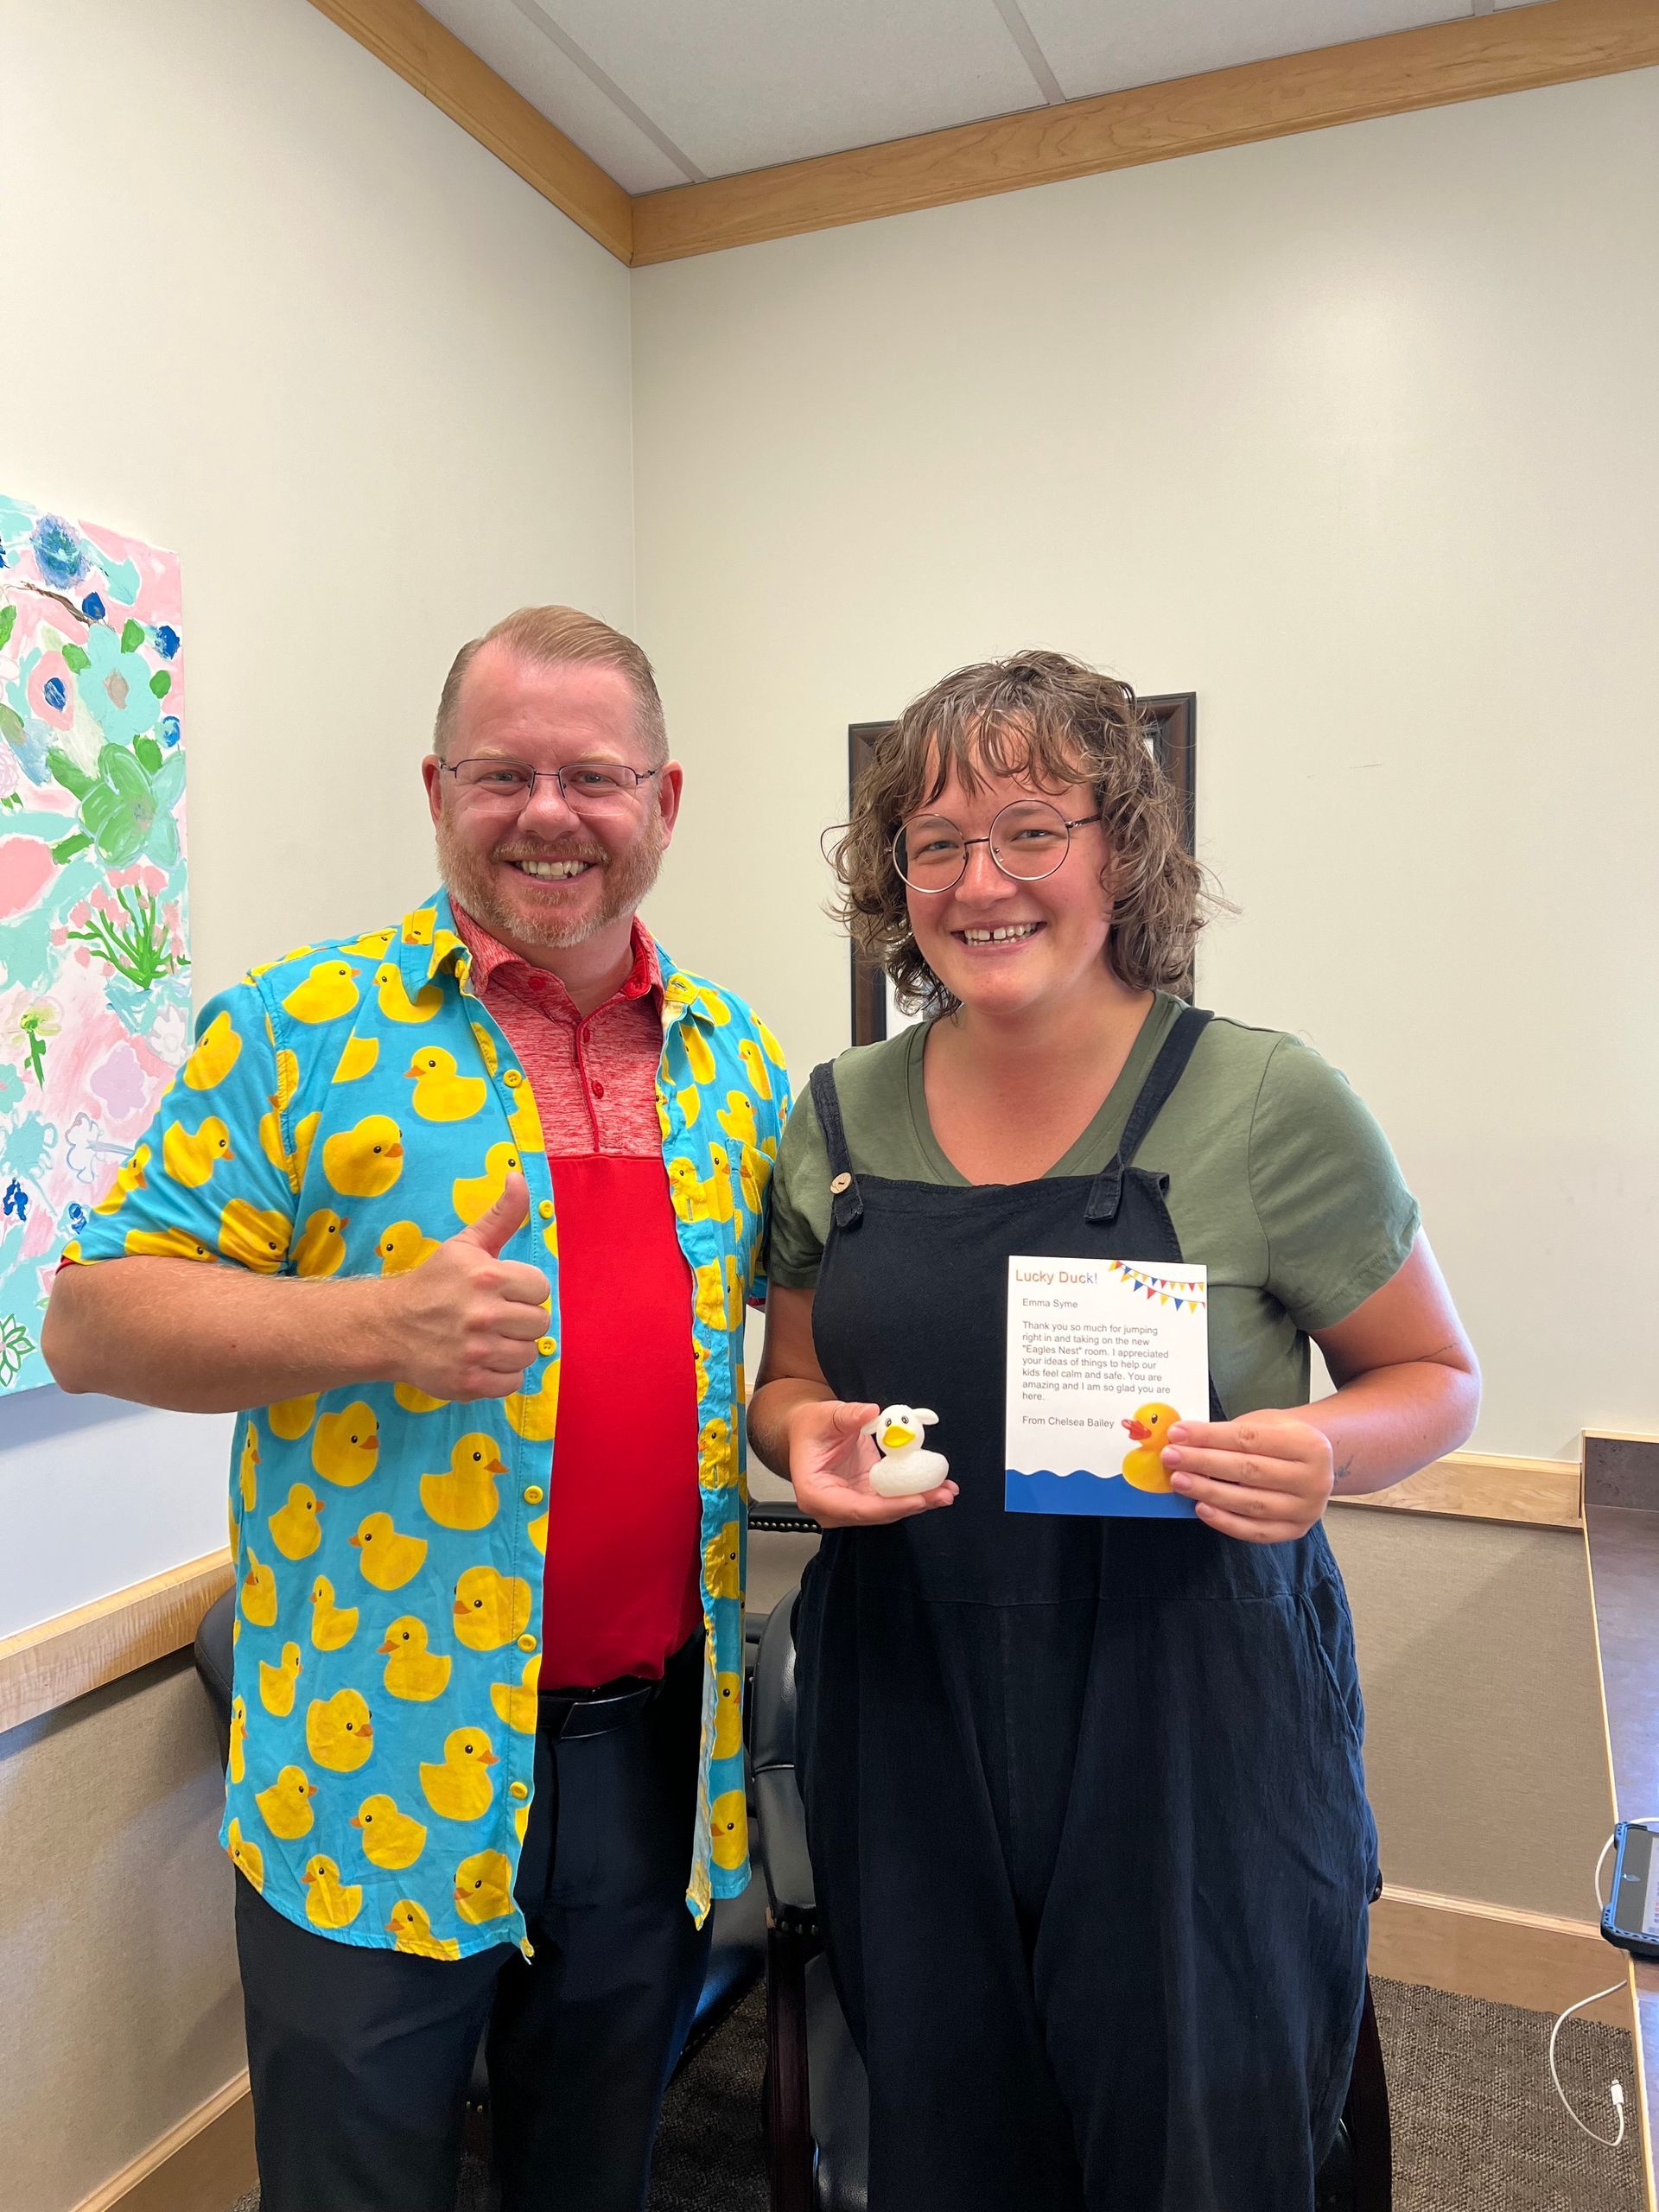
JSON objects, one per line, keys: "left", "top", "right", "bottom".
{"left": 377, "top": 1173, "right": 552, "bottom": 1402}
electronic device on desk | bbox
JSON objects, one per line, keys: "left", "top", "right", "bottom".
{"left": 1601, "top": 1821, "right": 1659, "bottom": 1961}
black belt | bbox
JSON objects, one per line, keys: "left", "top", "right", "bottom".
{"left": 537, "top": 1676, "right": 664, "bottom": 1741}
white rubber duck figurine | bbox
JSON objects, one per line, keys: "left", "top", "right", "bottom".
{"left": 863, "top": 1404, "right": 950, "bottom": 1497}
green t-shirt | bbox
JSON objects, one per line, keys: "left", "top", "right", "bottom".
{"left": 768, "top": 995, "right": 1421, "bottom": 1419}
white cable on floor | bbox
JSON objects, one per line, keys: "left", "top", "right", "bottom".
{"left": 1546, "top": 1814, "right": 1659, "bottom": 2147}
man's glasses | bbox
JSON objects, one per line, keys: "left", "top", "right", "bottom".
{"left": 442, "top": 758, "right": 663, "bottom": 812}
{"left": 893, "top": 800, "right": 1103, "bottom": 892}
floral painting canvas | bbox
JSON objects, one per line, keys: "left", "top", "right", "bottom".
{"left": 0, "top": 494, "right": 188, "bottom": 1392}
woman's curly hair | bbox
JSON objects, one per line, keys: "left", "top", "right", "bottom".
{"left": 829, "top": 650, "right": 1210, "bottom": 1014}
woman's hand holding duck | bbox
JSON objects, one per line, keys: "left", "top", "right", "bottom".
{"left": 786, "top": 1396, "right": 959, "bottom": 1527}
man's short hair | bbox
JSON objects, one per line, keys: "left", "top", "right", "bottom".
{"left": 434, "top": 607, "right": 667, "bottom": 765}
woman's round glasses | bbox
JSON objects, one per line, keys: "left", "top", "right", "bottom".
{"left": 442, "top": 758, "right": 662, "bottom": 812}
{"left": 893, "top": 800, "right": 1103, "bottom": 893}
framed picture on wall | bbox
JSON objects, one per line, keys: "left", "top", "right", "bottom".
{"left": 849, "top": 693, "right": 1197, "bottom": 1046}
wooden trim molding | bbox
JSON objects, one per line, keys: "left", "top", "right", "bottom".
{"left": 0, "top": 1548, "right": 232, "bottom": 1738}
{"left": 305, "top": 0, "right": 1659, "bottom": 269}
{"left": 73, "top": 2072, "right": 254, "bottom": 2212}
{"left": 629, "top": 0, "right": 1659, "bottom": 264}
{"left": 304, "top": 0, "right": 633, "bottom": 263}
{"left": 1370, "top": 1883, "right": 1631, "bottom": 2030}
{"left": 1332, "top": 1451, "right": 1582, "bottom": 1531}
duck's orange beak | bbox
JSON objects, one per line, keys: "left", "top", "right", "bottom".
{"left": 1123, "top": 1418, "right": 1150, "bottom": 1441}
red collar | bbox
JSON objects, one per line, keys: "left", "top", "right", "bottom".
{"left": 451, "top": 906, "right": 663, "bottom": 1016}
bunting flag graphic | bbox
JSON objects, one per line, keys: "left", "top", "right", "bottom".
{"left": 1107, "top": 1258, "right": 1206, "bottom": 1313}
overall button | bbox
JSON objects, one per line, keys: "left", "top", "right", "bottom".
{"left": 537, "top": 1336, "right": 556, "bottom": 1357}
{"left": 523, "top": 1486, "right": 545, "bottom": 1506}
{"left": 830, "top": 1173, "right": 852, "bottom": 1195}
{"left": 509, "top": 1782, "right": 530, "bottom": 1802}
{"left": 537, "top": 1200, "right": 555, "bottom": 1221}
{"left": 517, "top": 1634, "right": 537, "bottom": 1653}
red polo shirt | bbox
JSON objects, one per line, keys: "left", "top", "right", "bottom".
{"left": 453, "top": 906, "right": 702, "bottom": 1689}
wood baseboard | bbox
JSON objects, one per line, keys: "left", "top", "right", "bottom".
{"left": 74, "top": 2072, "right": 254, "bottom": 2212}
{"left": 1332, "top": 1452, "right": 1582, "bottom": 1531}
{"left": 1372, "top": 1884, "right": 1631, "bottom": 2030}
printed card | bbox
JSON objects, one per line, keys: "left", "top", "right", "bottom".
{"left": 1004, "top": 1255, "right": 1209, "bottom": 1518}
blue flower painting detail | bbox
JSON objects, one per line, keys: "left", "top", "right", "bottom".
{"left": 0, "top": 492, "right": 189, "bottom": 1394}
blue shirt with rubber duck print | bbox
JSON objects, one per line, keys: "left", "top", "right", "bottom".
{"left": 71, "top": 891, "right": 791, "bottom": 1956}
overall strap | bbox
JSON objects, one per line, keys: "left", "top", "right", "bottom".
{"left": 1084, "top": 1006, "right": 1215, "bottom": 1224}
{"left": 808, "top": 1061, "right": 865, "bottom": 1230}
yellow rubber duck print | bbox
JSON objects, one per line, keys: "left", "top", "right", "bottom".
{"left": 219, "top": 1198, "right": 291, "bottom": 1274}
{"left": 255, "top": 1764, "right": 317, "bottom": 1840}
{"left": 454, "top": 1849, "right": 515, "bottom": 1925}
{"left": 181, "top": 1009, "right": 242, "bottom": 1090}
{"left": 453, "top": 1143, "right": 521, "bottom": 1225}
{"left": 1120, "top": 1403, "right": 1180, "bottom": 1492}
{"left": 469, "top": 1021, "right": 499, "bottom": 1076}
{"left": 387, "top": 1898, "right": 460, "bottom": 1959}
{"left": 490, "top": 1656, "right": 539, "bottom": 1736}
{"left": 293, "top": 1208, "right": 349, "bottom": 1278}
{"left": 352, "top": 1795, "right": 428, "bottom": 1871}
{"left": 322, "top": 1115, "right": 404, "bottom": 1198}
{"left": 682, "top": 1025, "right": 716, "bottom": 1087}
{"left": 226, "top": 1818, "right": 264, "bottom": 1892}
{"left": 259, "top": 1640, "right": 303, "bottom": 1717}
{"left": 505, "top": 1362, "right": 559, "bottom": 1444}
{"left": 506, "top": 1082, "right": 542, "bottom": 1153}
{"left": 527, "top": 1509, "right": 547, "bottom": 1556}
{"left": 344, "top": 926, "right": 397, "bottom": 959}
{"left": 420, "top": 1434, "right": 505, "bottom": 1531}
{"left": 312, "top": 1402, "right": 379, "bottom": 1487}
{"left": 710, "top": 1789, "right": 746, "bottom": 1870}
{"left": 238, "top": 1426, "right": 260, "bottom": 1514}
{"left": 676, "top": 1084, "right": 702, "bottom": 1128}
{"left": 309, "top": 1575, "right": 359, "bottom": 1652}
{"left": 692, "top": 1262, "right": 726, "bottom": 1332}
{"left": 378, "top": 1617, "right": 452, "bottom": 1703}
{"left": 229, "top": 1695, "right": 249, "bottom": 1784}
{"left": 269, "top": 1394, "right": 317, "bottom": 1442}
{"left": 374, "top": 963, "right": 443, "bottom": 1025}
{"left": 713, "top": 1672, "right": 743, "bottom": 1758}
{"left": 405, "top": 1046, "right": 486, "bottom": 1123}
{"left": 755, "top": 1016, "right": 786, "bottom": 1069}
{"left": 306, "top": 1688, "right": 375, "bottom": 1773}
{"left": 703, "top": 1521, "right": 741, "bottom": 1603}
{"left": 269, "top": 1483, "right": 326, "bottom": 1561}
{"left": 351, "top": 1512, "right": 427, "bottom": 1591}
{"left": 704, "top": 1144, "right": 737, "bottom": 1224}
{"left": 421, "top": 1726, "right": 499, "bottom": 1821}
{"left": 259, "top": 1103, "right": 320, "bottom": 1188}
{"left": 716, "top": 1091, "right": 759, "bottom": 1148}
{"left": 738, "top": 1145, "right": 772, "bottom": 1217}
{"left": 282, "top": 960, "right": 360, "bottom": 1026}
{"left": 302, "top": 1854, "right": 364, "bottom": 1930}
{"left": 377, "top": 1221, "right": 440, "bottom": 1275}
{"left": 734, "top": 1038, "right": 771, "bottom": 1100}
{"left": 125, "top": 1225, "right": 212, "bottom": 1263}
{"left": 241, "top": 1547, "right": 278, "bottom": 1628}
{"left": 667, "top": 1157, "right": 707, "bottom": 1224}
{"left": 697, "top": 1416, "right": 737, "bottom": 1491}
{"left": 162, "top": 1115, "right": 233, "bottom": 1188}
{"left": 93, "top": 1142, "right": 150, "bottom": 1214}
{"left": 331, "top": 1034, "right": 379, "bottom": 1084}
{"left": 394, "top": 1382, "right": 451, "bottom": 1414}
{"left": 453, "top": 1567, "right": 531, "bottom": 1653}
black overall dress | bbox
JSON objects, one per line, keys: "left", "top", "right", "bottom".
{"left": 793, "top": 1008, "right": 1378, "bottom": 2212}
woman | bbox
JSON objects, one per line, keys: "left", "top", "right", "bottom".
{"left": 747, "top": 651, "right": 1478, "bottom": 2212}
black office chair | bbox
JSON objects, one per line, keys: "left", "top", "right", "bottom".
{"left": 191, "top": 1590, "right": 769, "bottom": 2113}
{"left": 750, "top": 1585, "right": 1392, "bottom": 2212}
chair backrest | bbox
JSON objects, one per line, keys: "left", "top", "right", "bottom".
{"left": 750, "top": 1580, "right": 802, "bottom": 1776}
{"left": 194, "top": 1588, "right": 236, "bottom": 1764}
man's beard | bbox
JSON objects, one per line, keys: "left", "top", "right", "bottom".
{"left": 435, "top": 814, "right": 667, "bottom": 951}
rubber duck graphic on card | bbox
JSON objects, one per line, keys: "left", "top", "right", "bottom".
{"left": 1003, "top": 1255, "right": 1209, "bottom": 1519}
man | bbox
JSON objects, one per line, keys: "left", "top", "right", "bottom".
{"left": 43, "top": 607, "right": 791, "bottom": 2212}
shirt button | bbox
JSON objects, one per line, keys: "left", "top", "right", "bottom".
{"left": 591, "top": 1080, "right": 606, "bottom": 1098}
{"left": 505, "top": 1069, "right": 524, "bottom": 1088}
{"left": 517, "top": 1633, "right": 537, "bottom": 1653}
{"left": 510, "top": 1782, "right": 530, "bottom": 1802}
{"left": 523, "top": 1486, "right": 545, "bottom": 1505}
{"left": 537, "top": 1336, "right": 556, "bottom": 1357}
{"left": 537, "top": 1199, "right": 555, "bottom": 1220}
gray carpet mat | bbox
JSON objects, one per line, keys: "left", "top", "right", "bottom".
{"left": 229, "top": 1975, "right": 1643, "bottom": 2210}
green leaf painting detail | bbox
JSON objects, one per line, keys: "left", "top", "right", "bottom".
{"left": 0, "top": 1317, "right": 36, "bottom": 1391}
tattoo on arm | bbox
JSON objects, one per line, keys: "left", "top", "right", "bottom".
{"left": 1333, "top": 1456, "right": 1354, "bottom": 1485}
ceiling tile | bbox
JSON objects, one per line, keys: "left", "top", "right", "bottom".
{"left": 539, "top": 0, "right": 1052, "bottom": 178}
{"left": 1015, "top": 0, "right": 1472, "bottom": 102}
{"left": 420, "top": 0, "right": 690, "bottom": 193}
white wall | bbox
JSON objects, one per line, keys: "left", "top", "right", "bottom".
{"left": 0, "top": 0, "right": 636, "bottom": 1635}
{"left": 632, "top": 69, "right": 1659, "bottom": 1464}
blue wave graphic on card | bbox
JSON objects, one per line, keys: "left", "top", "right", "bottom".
{"left": 1005, "top": 1465, "right": 1196, "bottom": 1518}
